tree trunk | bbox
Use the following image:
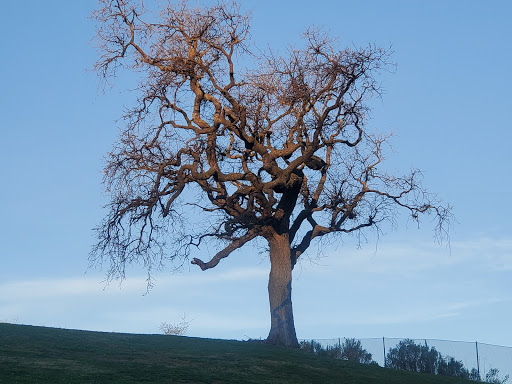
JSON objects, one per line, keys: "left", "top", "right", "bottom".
{"left": 265, "top": 230, "right": 299, "bottom": 348}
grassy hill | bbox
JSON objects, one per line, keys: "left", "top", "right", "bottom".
{"left": 0, "top": 323, "right": 474, "bottom": 383}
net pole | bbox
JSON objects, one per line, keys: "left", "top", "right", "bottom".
{"left": 475, "top": 341, "right": 480, "bottom": 378}
{"left": 383, "top": 337, "right": 387, "bottom": 367}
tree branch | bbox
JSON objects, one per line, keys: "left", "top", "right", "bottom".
{"left": 191, "top": 228, "right": 261, "bottom": 271}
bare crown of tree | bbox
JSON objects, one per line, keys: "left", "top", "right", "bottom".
{"left": 91, "top": 0, "right": 450, "bottom": 347}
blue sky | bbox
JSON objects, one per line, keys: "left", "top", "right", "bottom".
{"left": 1, "top": 0, "right": 511, "bottom": 361}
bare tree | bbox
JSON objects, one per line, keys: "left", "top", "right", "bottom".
{"left": 90, "top": 0, "right": 450, "bottom": 347}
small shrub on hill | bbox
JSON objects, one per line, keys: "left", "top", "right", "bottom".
{"left": 160, "top": 315, "right": 191, "bottom": 336}
{"left": 339, "top": 338, "right": 376, "bottom": 365}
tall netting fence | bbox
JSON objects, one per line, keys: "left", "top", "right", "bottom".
{"left": 300, "top": 337, "right": 511, "bottom": 381}
{"left": 477, "top": 342, "right": 512, "bottom": 380}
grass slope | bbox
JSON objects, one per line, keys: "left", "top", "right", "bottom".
{"left": 1, "top": 323, "right": 473, "bottom": 384}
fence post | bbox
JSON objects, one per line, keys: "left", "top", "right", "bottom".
{"left": 383, "top": 337, "right": 386, "bottom": 367}
{"left": 475, "top": 341, "right": 480, "bottom": 378}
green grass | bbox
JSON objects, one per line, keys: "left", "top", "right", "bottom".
{"left": 0, "top": 323, "right": 474, "bottom": 383}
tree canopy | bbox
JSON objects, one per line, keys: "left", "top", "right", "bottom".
{"left": 91, "top": 0, "right": 450, "bottom": 347}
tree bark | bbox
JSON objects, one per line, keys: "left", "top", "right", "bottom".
{"left": 265, "top": 230, "right": 299, "bottom": 348}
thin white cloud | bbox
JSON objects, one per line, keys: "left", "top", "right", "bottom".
{"left": 296, "top": 235, "right": 512, "bottom": 276}
{"left": 358, "top": 298, "right": 511, "bottom": 326}
{"left": 450, "top": 237, "right": 512, "bottom": 271}
{"left": 1, "top": 235, "right": 510, "bottom": 345}
{"left": 0, "top": 277, "right": 108, "bottom": 301}
{"left": 0, "top": 266, "right": 270, "bottom": 335}
{"left": 298, "top": 298, "right": 510, "bottom": 328}
{"left": 0, "top": 266, "right": 268, "bottom": 303}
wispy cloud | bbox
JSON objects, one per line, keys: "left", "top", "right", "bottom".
{"left": 0, "top": 266, "right": 270, "bottom": 335}
{"left": 0, "top": 266, "right": 268, "bottom": 302}
{"left": 0, "top": 277, "right": 108, "bottom": 301}
{"left": 296, "top": 297, "right": 511, "bottom": 332}
{"left": 1, "top": 235, "right": 510, "bottom": 345}
{"left": 295, "top": 235, "right": 512, "bottom": 276}
{"left": 350, "top": 298, "right": 511, "bottom": 326}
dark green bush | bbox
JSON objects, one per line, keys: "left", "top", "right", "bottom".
{"left": 386, "top": 339, "right": 469, "bottom": 378}
{"left": 300, "top": 338, "right": 376, "bottom": 365}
